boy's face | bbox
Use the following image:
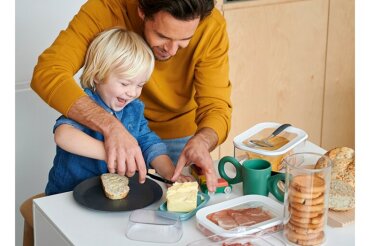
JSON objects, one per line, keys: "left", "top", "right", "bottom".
{"left": 139, "top": 9, "right": 200, "bottom": 61}
{"left": 95, "top": 72, "right": 147, "bottom": 112}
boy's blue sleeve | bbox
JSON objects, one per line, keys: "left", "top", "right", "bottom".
{"left": 53, "top": 115, "right": 86, "bottom": 133}
{"left": 135, "top": 105, "right": 168, "bottom": 166}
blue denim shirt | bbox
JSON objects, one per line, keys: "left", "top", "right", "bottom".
{"left": 45, "top": 88, "right": 168, "bottom": 195}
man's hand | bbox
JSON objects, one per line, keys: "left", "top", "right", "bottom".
{"left": 171, "top": 128, "right": 219, "bottom": 192}
{"left": 68, "top": 96, "right": 147, "bottom": 183}
{"left": 104, "top": 122, "right": 147, "bottom": 183}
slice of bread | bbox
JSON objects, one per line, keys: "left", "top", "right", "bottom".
{"left": 101, "top": 173, "right": 130, "bottom": 200}
{"left": 329, "top": 180, "right": 355, "bottom": 211}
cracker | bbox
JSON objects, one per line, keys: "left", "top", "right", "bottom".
{"left": 289, "top": 218, "right": 324, "bottom": 230}
{"left": 291, "top": 202, "right": 324, "bottom": 213}
{"left": 289, "top": 206, "right": 321, "bottom": 218}
{"left": 286, "top": 221, "right": 323, "bottom": 234}
{"left": 286, "top": 227, "right": 323, "bottom": 241}
{"left": 291, "top": 175, "right": 326, "bottom": 194}
{"left": 289, "top": 194, "right": 325, "bottom": 205}
{"left": 289, "top": 187, "right": 323, "bottom": 199}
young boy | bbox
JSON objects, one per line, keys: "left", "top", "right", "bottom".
{"left": 45, "top": 28, "right": 192, "bottom": 195}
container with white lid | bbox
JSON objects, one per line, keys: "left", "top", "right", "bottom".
{"left": 233, "top": 122, "right": 308, "bottom": 171}
{"left": 195, "top": 195, "right": 284, "bottom": 241}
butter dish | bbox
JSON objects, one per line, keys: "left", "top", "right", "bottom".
{"left": 159, "top": 192, "right": 210, "bottom": 221}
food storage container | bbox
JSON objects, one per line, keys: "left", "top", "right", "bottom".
{"left": 233, "top": 122, "right": 308, "bottom": 171}
{"left": 280, "top": 152, "right": 332, "bottom": 246}
{"left": 159, "top": 191, "right": 210, "bottom": 221}
{"left": 195, "top": 195, "right": 284, "bottom": 241}
{"left": 125, "top": 209, "right": 183, "bottom": 243}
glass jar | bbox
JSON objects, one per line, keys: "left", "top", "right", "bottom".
{"left": 281, "top": 152, "right": 331, "bottom": 246}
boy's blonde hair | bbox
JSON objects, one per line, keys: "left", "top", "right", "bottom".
{"left": 80, "top": 28, "right": 154, "bottom": 89}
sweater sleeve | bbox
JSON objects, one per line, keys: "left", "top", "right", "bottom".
{"left": 194, "top": 14, "right": 232, "bottom": 145}
{"left": 30, "top": 0, "right": 126, "bottom": 116}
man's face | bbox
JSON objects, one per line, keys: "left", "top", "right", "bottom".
{"left": 139, "top": 10, "right": 200, "bottom": 61}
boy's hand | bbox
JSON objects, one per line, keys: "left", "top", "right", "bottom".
{"left": 165, "top": 174, "right": 195, "bottom": 188}
{"left": 176, "top": 174, "right": 196, "bottom": 183}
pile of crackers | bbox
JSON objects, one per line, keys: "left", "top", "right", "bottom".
{"left": 285, "top": 175, "right": 326, "bottom": 246}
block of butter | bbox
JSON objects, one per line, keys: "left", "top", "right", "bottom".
{"left": 166, "top": 182, "right": 198, "bottom": 212}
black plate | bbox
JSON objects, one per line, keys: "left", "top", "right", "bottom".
{"left": 73, "top": 173, "right": 163, "bottom": 212}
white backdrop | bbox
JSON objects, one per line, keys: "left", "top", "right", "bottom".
{"left": 15, "top": 1, "right": 86, "bottom": 245}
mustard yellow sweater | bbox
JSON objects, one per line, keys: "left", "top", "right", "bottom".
{"left": 31, "top": 0, "right": 232, "bottom": 144}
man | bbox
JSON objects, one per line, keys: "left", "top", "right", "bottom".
{"left": 31, "top": 0, "right": 232, "bottom": 192}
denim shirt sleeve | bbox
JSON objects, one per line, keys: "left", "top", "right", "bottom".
{"left": 135, "top": 102, "right": 168, "bottom": 166}
{"left": 53, "top": 115, "right": 86, "bottom": 133}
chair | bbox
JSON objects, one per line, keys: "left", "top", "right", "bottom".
{"left": 19, "top": 193, "right": 45, "bottom": 246}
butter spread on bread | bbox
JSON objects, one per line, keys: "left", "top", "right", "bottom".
{"left": 101, "top": 173, "right": 130, "bottom": 200}
{"left": 166, "top": 182, "right": 198, "bottom": 212}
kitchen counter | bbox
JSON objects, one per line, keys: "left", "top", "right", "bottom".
{"left": 33, "top": 141, "right": 355, "bottom": 245}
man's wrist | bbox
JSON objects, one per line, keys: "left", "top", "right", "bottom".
{"left": 194, "top": 127, "right": 219, "bottom": 152}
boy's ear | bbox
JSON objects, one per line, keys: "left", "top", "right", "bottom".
{"left": 137, "top": 7, "right": 145, "bottom": 20}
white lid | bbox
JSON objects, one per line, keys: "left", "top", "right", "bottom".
{"left": 233, "top": 122, "right": 308, "bottom": 156}
{"left": 196, "top": 195, "right": 283, "bottom": 238}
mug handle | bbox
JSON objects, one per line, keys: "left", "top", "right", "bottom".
{"left": 218, "top": 156, "right": 243, "bottom": 184}
{"left": 268, "top": 173, "right": 285, "bottom": 202}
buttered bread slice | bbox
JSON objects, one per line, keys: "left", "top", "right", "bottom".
{"left": 101, "top": 173, "right": 130, "bottom": 200}
{"left": 166, "top": 182, "right": 198, "bottom": 212}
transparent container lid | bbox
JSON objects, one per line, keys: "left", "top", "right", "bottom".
{"left": 233, "top": 122, "right": 308, "bottom": 156}
{"left": 125, "top": 209, "right": 183, "bottom": 243}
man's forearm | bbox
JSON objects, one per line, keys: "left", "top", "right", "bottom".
{"left": 194, "top": 127, "right": 219, "bottom": 152}
{"left": 67, "top": 95, "right": 122, "bottom": 135}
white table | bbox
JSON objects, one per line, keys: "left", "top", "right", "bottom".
{"left": 33, "top": 141, "right": 355, "bottom": 245}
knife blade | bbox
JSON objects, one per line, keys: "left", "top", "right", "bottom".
{"left": 146, "top": 172, "right": 174, "bottom": 185}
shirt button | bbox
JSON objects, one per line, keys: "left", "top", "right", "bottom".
{"left": 110, "top": 112, "right": 113, "bottom": 115}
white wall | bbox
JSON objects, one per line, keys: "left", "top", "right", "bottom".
{"left": 15, "top": 1, "right": 86, "bottom": 245}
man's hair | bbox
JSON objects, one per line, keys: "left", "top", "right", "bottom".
{"left": 80, "top": 28, "right": 154, "bottom": 89}
{"left": 138, "top": 0, "right": 214, "bottom": 21}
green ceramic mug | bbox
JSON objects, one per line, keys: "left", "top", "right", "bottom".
{"left": 218, "top": 156, "right": 284, "bottom": 202}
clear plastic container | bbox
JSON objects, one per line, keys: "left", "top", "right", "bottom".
{"left": 196, "top": 195, "right": 284, "bottom": 241}
{"left": 125, "top": 209, "right": 183, "bottom": 243}
{"left": 281, "top": 152, "right": 332, "bottom": 246}
{"left": 159, "top": 192, "right": 210, "bottom": 221}
{"left": 233, "top": 122, "right": 308, "bottom": 171}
